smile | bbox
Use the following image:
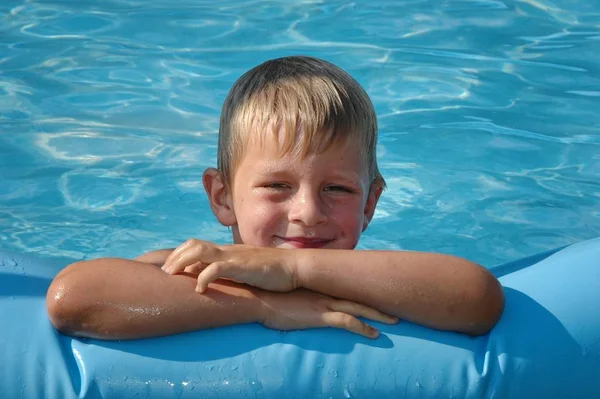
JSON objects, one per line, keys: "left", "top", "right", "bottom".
{"left": 277, "top": 236, "right": 333, "bottom": 249}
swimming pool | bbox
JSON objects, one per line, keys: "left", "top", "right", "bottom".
{"left": 1, "top": 0, "right": 599, "bottom": 268}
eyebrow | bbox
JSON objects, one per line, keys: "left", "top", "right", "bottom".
{"left": 254, "top": 164, "right": 365, "bottom": 185}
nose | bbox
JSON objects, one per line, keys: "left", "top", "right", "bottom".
{"left": 288, "top": 187, "right": 328, "bottom": 227}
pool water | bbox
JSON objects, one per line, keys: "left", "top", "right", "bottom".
{"left": 1, "top": 0, "right": 599, "bottom": 268}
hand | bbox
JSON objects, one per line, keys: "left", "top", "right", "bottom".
{"left": 162, "top": 239, "right": 297, "bottom": 293}
{"left": 258, "top": 288, "right": 399, "bottom": 339}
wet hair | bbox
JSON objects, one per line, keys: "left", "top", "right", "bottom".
{"left": 218, "top": 55, "right": 384, "bottom": 187}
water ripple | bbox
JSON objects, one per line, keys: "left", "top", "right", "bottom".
{"left": 421, "top": 120, "right": 600, "bottom": 145}
{"left": 1, "top": 0, "right": 599, "bottom": 265}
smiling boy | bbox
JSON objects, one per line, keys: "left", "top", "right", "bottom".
{"left": 47, "top": 56, "right": 504, "bottom": 340}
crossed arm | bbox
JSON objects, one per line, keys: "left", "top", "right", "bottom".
{"left": 46, "top": 242, "right": 504, "bottom": 340}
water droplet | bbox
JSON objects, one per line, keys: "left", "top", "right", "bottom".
{"left": 9, "top": 259, "right": 17, "bottom": 267}
{"left": 231, "top": 365, "right": 238, "bottom": 371}
{"left": 416, "top": 381, "right": 422, "bottom": 388}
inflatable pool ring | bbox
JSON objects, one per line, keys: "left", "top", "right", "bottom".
{"left": 1, "top": 237, "right": 599, "bottom": 398}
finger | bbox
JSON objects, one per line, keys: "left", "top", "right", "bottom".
{"left": 164, "top": 246, "right": 197, "bottom": 274}
{"left": 167, "top": 242, "right": 219, "bottom": 275}
{"left": 183, "top": 261, "right": 207, "bottom": 274}
{"left": 329, "top": 300, "right": 399, "bottom": 325}
{"left": 195, "top": 261, "right": 231, "bottom": 293}
{"left": 321, "top": 312, "right": 379, "bottom": 339}
{"left": 162, "top": 239, "right": 196, "bottom": 271}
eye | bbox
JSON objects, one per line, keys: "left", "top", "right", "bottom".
{"left": 324, "top": 185, "right": 355, "bottom": 193}
{"left": 263, "top": 182, "right": 290, "bottom": 190}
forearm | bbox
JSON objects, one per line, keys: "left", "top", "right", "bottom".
{"left": 295, "top": 249, "right": 504, "bottom": 335}
{"left": 46, "top": 258, "right": 264, "bottom": 340}
{"left": 134, "top": 249, "right": 175, "bottom": 266}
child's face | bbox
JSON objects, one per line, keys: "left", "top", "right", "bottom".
{"left": 221, "top": 133, "right": 381, "bottom": 249}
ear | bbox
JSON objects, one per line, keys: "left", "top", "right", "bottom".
{"left": 362, "top": 178, "right": 384, "bottom": 232}
{"left": 203, "top": 168, "right": 237, "bottom": 226}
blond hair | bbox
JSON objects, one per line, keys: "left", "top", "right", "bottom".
{"left": 218, "top": 56, "right": 383, "bottom": 187}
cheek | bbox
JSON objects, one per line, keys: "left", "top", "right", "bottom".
{"left": 237, "top": 198, "right": 284, "bottom": 237}
{"left": 330, "top": 207, "right": 363, "bottom": 249}
{"left": 253, "top": 204, "right": 281, "bottom": 228}
{"left": 330, "top": 200, "right": 365, "bottom": 233}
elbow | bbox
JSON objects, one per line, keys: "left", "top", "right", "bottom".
{"left": 46, "top": 262, "right": 91, "bottom": 336}
{"left": 462, "top": 267, "right": 505, "bottom": 336}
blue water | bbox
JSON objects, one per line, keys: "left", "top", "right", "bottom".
{"left": 1, "top": 0, "right": 599, "bottom": 268}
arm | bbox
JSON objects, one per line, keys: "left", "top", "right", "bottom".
{"left": 46, "top": 258, "right": 264, "bottom": 340}
{"left": 164, "top": 242, "right": 504, "bottom": 336}
{"left": 294, "top": 249, "right": 504, "bottom": 335}
{"left": 134, "top": 249, "right": 175, "bottom": 266}
{"left": 47, "top": 256, "right": 395, "bottom": 340}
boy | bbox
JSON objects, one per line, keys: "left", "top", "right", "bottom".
{"left": 47, "top": 56, "right": 504, "bottom": 340}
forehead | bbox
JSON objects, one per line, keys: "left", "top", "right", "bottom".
{"left": 240, "top": 131, "right": 367, "bottom": 177}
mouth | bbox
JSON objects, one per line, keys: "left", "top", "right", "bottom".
{"left": 276, "top": 236, "right": 334, "bottom": 249}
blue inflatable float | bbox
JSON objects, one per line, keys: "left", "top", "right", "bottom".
{"left": 1, "top": 238, "right": 599, "bottom": 398}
